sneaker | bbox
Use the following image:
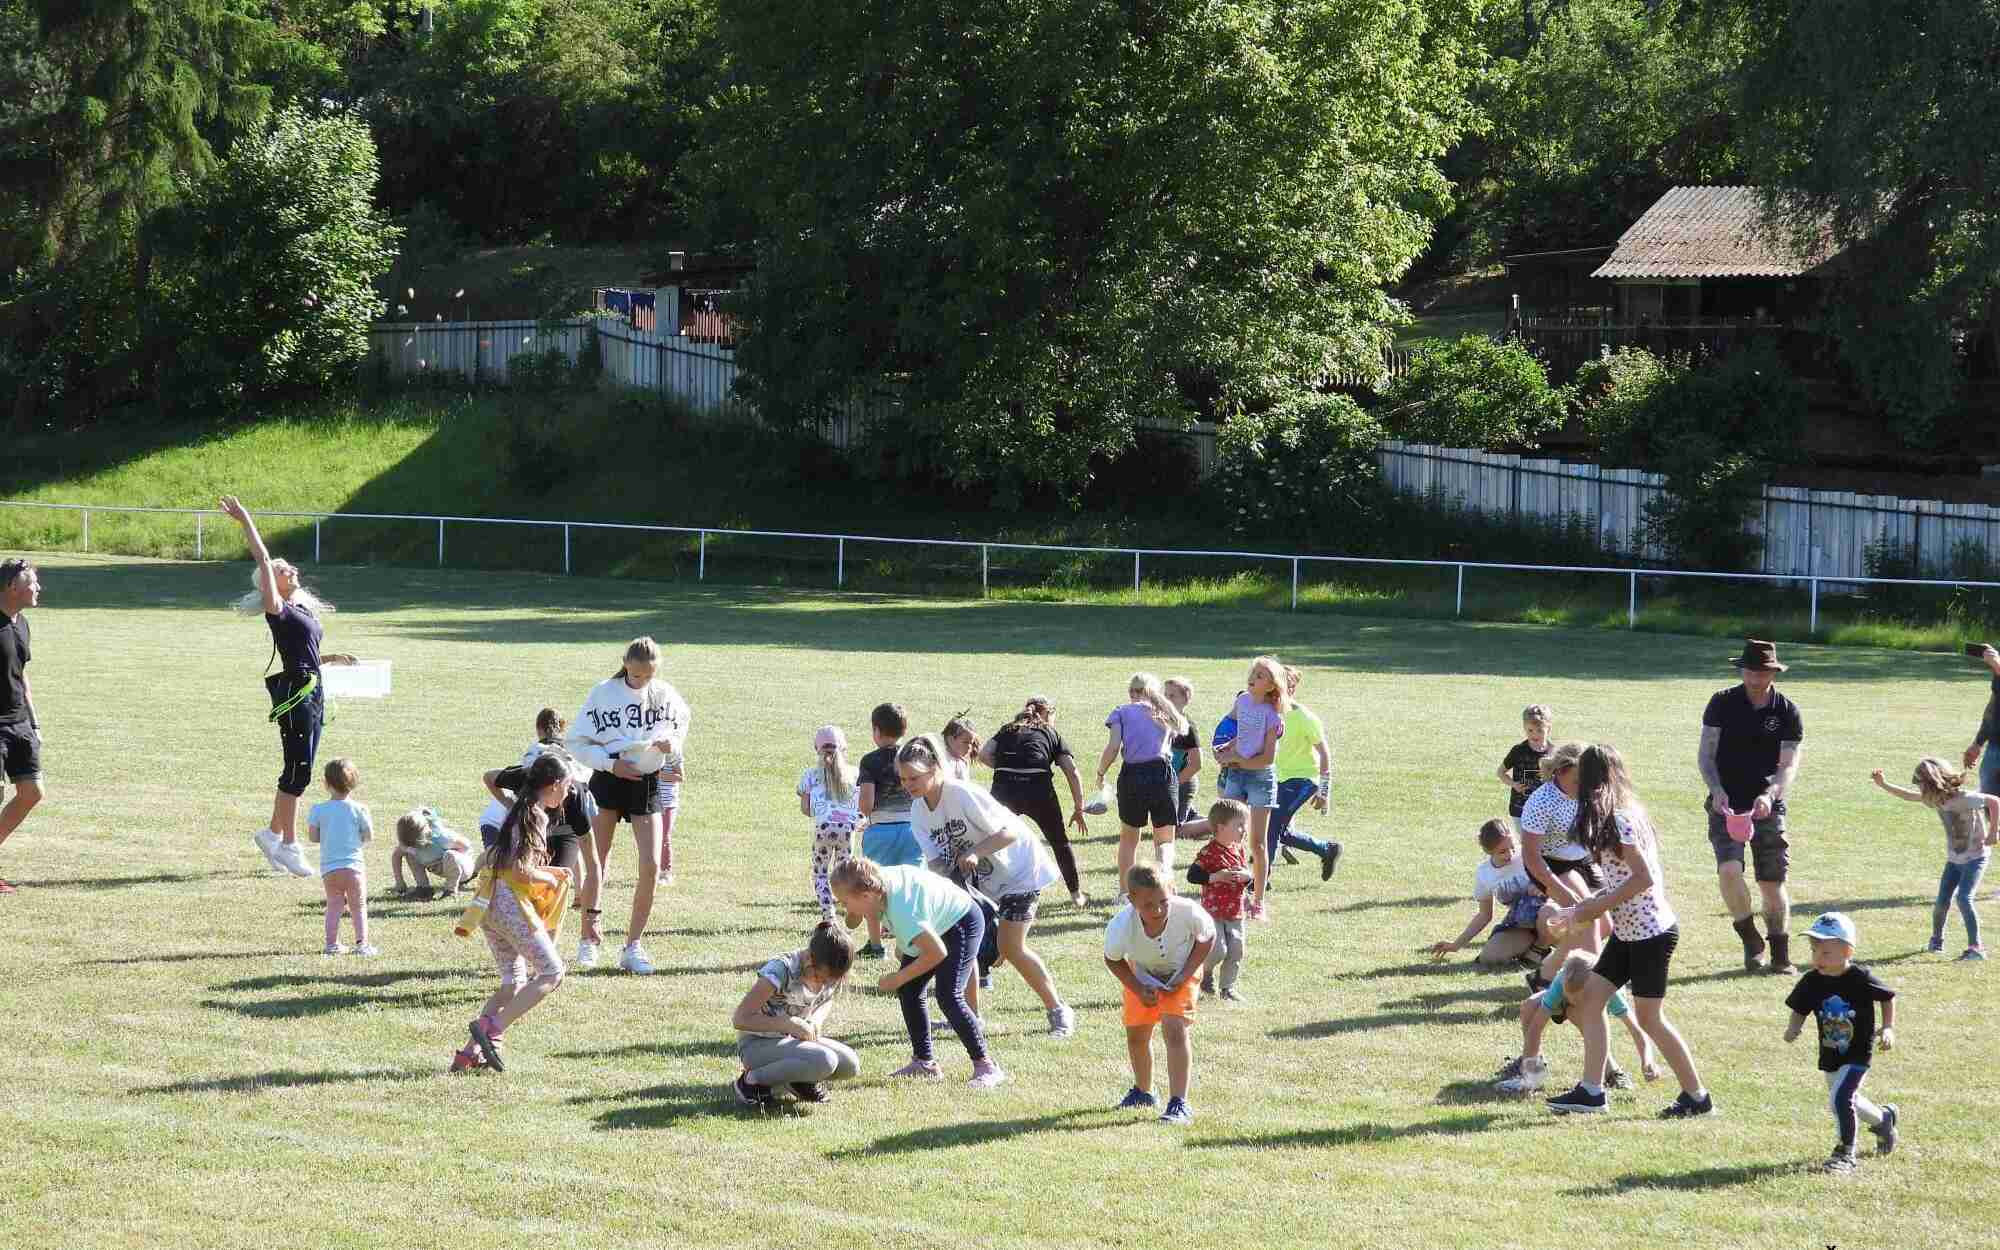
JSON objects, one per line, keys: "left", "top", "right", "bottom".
{"left": 1219, "top": 987, "right": 1246, "bottom": 1002}
{"left": 252, "top": 829, "right": 283, "bottom": 871}
{"left": 575, "top": 940, "right": 601, "bottom": 970}
{"left": 1546, "top": 1083, "right": 1607, "bottom": 1115}
{"left": 449, "top": 1046, "right": 484, "bottom": 1074}
{"left": 1872, "top": 1104, "right": 1899, "bottom": 1154}
{"left": 1320, "top": 843, "right": 1342, "bottom": 881}
{"left": 1046, "top": 1005, "right": 1076, "bottom": 1039}
{"left": 1960, "top": 946, "right": 1987, "bottom": 962}
{"left": 1159, "top": 1096, "right": 1194, "bottom": 1125}
{"left": 351, "top": 943, "right": 381, "bottom": 958}
{"left": 1927, "top": 936, "right": 1946, "bottom": 954}
{"left": 619, "top": 943, "right": 656, "bottom": 975}
{"left": 322, "top": 942, "right": 347, "bottom": 955}
{"left": 889, "top": 1059, "right": 942, "bottom": 1080}
{"left": 1279, "top": 847, "right": 1301, "bottom": 867}
{"left": 271, "top": 839, "right": 313, "bottom": 878}
{"left": 858, "top": 941, "right": 887, "bottom": 960}
{"left": 469, "top": 1016, "right": 505, "bottom": 1072}
{"left": 1498, "top": 1056, "right": 1549, "bottom": 1094}
{"left": 790, "top": 1082, "right": 830, "bottom": 1104}
{"left": 1070, "top": 891, "right": 1090, "bottom": 909}
{"left": 733, "top": 1073, "right": 774, "bottom": 1107}
{"left": 1116, "top": 1086, "right": 1159, "bottom": 1110}
{"left": 1820, "top": 1147, "right": 1857, "bottom": 1175}
{"left": 1658, "top": 1090, "right": 1716, "bottom": 1119}
{"left": 968, "top": 1060, "right": 1009, "bottom": 1089}
{"left": 657, "top": 870, "right": 675, "bottom": 887}
{"left": 1605, "top": 1062, "right": 1633, "bottom": 1091}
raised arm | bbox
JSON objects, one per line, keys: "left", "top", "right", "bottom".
{"left": 219, "top": 495, "right": 282, "bottom": 614}
{"left": 1868, "top": 770, "right": 1923, "bottom": 803}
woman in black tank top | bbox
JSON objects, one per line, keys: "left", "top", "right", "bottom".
{"left": 979, "top": 697, "right": 1090, "bottom": 906}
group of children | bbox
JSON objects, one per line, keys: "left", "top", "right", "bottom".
{"left": 294, "top": 757, "right": 477, "bottom": 956}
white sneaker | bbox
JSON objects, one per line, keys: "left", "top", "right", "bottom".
{"left": 271, "top": 839, "right": 313, "bottom": 878}
{"left": 351, "top": 943, "right": 381, "bottom": 958}
{"left": 1497, "top": 1056, "right": 1549, "bottom": 1094}
{"left": 252, "top": 829, "right": 283, "bottom": 872}
{"left": 657, "top": 870, "right": 675, "bottom": 886}
{"left": 968, "top": 1059, "right": 1009, "bottom": 1089}
{"left": 1047, "top": 1005, "right": 1076, "bottom": 1039}
{"left": 323, "top": 942, "right": 347, "bottom": 955}
{"left": 619, "top": 943, "right": 655, "bottom": 975}
{"left": 1070, "top": 891, "right": 1090, "bottom": 909}
{"left": 575, "top": 940, "right": 600, "bottom": 970}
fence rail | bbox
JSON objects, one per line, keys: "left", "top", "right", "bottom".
{"left": 12, "top": 498, "right": 2000, "bottom": 634}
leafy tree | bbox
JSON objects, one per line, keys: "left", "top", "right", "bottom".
{"left": 147, "top": 106, "right": 399, "bottom": 408}
{"left": 1379, "top": 334, "right": 1570, "bottom": 447}
{"left": 1214, "top": 393, "right": 1387, "bottom": 549}
{"left": 699, "top": 0, "right": 1483, "bottom": 501}
{"left": 1736, "top": 0, "right": 2000, "bottom": 442}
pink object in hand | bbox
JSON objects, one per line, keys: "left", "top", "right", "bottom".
{"left": 1723, "top": 808, "right": 1755, "bottom": 842}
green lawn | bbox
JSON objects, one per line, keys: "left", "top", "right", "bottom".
{"left": 3, "top": 553, "right": 1995, "bottom": 1250}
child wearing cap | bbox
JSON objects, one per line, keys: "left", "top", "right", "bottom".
{"left": 1783, "top": 911, "right": 1900, "bottom": 1175}
{"left": 798, "top": 725, "right": 861, "bottom": 923}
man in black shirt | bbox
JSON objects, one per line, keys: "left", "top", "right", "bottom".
{"left": 1960, "top": 643, "right": 2000, "bottom": 798}
{"left": 1698, "top": 639, "right": 1804, "bottom": 973}
{"left": 0, "top": 558, "right": 45, "bottom": 893}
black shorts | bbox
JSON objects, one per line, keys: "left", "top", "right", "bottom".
{"left": 1116, "top": 759, "right": 1177, "bottom": 830}
{"left": 0, "top": 722, "right": 40, "bottom": 782}
{"left": 1593, "top": 926, "right": 1680, "bottom": 1000}
{"left": 589, "top": 769, "right": 661, "bottom": 821}
{"left": 1707, "top": 807, "right": 1789, "bottom": 882}
{"left": 1543, "top": 854, "right": 1602, "bottom": 892}
{"left": 996, "top": 890, "right": 1041, "bottom": 924}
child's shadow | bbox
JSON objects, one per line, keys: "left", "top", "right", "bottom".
{"left": 568, "top": 1081, "right": 743, "bottom": 1130}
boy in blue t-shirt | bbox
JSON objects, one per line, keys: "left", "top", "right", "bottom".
{"left": 1783, "top": 911, "right": 1900, "bottom": 1174}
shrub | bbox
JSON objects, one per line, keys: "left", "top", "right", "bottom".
{"left": 1379, "top": 335, "right": 1570, "bottom": 449}
{"left": 1213, "top": 393, "right": 1386, "bottom": 550}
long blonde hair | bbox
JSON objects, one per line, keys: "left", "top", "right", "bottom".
{"left": 1913, "top": 756, "right": 1966, "bottom": 807}
{"left": 1248, "top": 655, "right": 1293, "bottom": 715}
{"left": 815, "top": 727, "right": 855, "bottom": 804}
{"left": 1127, "top": 672, "right": 1188, "bottom": 737}
{"left": 232, "top": 561, "right": 333, "bottom": 616}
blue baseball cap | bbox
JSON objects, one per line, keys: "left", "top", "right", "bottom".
{"left": 1805, "top": 911, "right": 1857, "bottom": 946}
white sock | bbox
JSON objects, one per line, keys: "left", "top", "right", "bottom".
{"left": 1580, "top": 1081, "right": 1603, "bottom": 1097}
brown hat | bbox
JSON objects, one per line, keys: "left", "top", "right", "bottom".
{"left": 1729, "top": 639, "right": 1788, "bottom": 672}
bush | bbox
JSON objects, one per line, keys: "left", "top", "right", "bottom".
{"left": 1379, "top": 335, "right": 1570, "bottom": 449}
{"left": 1214, "top": 393, "right": 1385, "bottom": 550}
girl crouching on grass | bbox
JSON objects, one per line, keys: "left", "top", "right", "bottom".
{"left": 732, "top": 922, "right": 860, "bottom": 1108}
{"left": 454, "top": 752, "right": 573, "bottom": 1073}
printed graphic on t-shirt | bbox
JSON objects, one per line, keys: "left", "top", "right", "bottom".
{"left": 1817, "top": 995, "right": 1857, "bottom": 1056}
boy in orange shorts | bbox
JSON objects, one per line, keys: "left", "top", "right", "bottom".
{"left": 1103, "top": 864, "right": 1216, "bottom": 1125}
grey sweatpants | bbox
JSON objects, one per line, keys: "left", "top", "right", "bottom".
{"left": 738, "top": 1034, "right": 862, "bottom": 1086}
{"left": 1203, "top": 917, "right": 1245, "bottom": 991}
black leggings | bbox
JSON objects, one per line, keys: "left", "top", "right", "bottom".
{"left": 992, "top": 777, "right": 1079, "bottom": 895}
{"left": 270, "top": 678, "right": 323, "bottom": 798}
{"left": 896, "top": 907, "right": 987, "bottom": 1063}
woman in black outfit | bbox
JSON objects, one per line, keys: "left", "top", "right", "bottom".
{"left": 221, "top": 495, "right": 355, "bottom": 879}
{"left": 979, "top": 697, "right": 1091, "bottom": 907}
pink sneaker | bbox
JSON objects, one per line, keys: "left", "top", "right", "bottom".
{"left": 968, "top": 1059, "right": 1009, "bottom": 1089}
{"left": 889, "top": 1059, "right": 943, "bottom": 1080}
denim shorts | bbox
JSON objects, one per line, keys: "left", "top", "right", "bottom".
{"left": 1219, "top": 766, "right": 1278, "bottom": 809}
{"left": 861, "top": 820, "right": 924, "bottom": 868}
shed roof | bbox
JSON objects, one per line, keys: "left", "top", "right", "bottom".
{"left": 1592, "top": 187, "right": 1835, "bottom": 280}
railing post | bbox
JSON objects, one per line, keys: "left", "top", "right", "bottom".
{"left": 195, "top": 512, "right": 204, "bottom": 559}
{"left": 563, "top": 523, "right": 571, "bottom": 575}
{"left": 1810, "top": 577, "right": 1819, "bottom": 634}
{"left": 837, "top": 537, "right": 845, "bottom": 587}
{"left": 82, "top": 509, "right": 89, "bottom": 552}
{"left": 1133, "top": 551, "right": 1141, "bottom": 592}
{"left": 1455, "top": 563, "right": 1464, "bottom": 616}
{"left": 1292, "top": 558, "right": 1299, "bottom": 611}
{"left": 437, "top": 518, "right": 445, "bottom": 566}
{"left": 981, "top": 545, "right": 989, "bottom": 597}
{"left": 315, "top": 519, "right": 322, "bottom": 563}
{"left": 698, "top": 531, "right": 706, "bottom": 580}
{"left": 1628, "top": 571, "right": 1636, "bottom": 628}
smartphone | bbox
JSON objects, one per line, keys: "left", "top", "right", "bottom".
{"left": 1968, "top": 643, "right": 1991, "bottom": 657}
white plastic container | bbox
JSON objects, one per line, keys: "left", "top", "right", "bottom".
{"left": 322, "top": 660, "right": 392, "bottom": 699}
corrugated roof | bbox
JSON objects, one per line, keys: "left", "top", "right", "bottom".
{"left": 1592, "top": 186, "right": 1834, "bottom": 280}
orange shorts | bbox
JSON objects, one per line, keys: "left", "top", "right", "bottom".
{"left": 1122, "top": 979, "right": 1198, "bottom": 1028}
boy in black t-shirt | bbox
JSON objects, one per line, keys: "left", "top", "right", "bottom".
{"left": 1784, "top": 911, "right": 1900, "bottom": 1174}
{"left": 1497, "top": 704, "right": 1554, "bottom": 820}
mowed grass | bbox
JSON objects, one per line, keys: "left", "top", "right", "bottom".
{"left": 4, "top": 553, "right": 1997, "bottom": 1250}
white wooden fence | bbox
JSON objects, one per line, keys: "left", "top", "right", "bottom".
{"left": 1377, "top": 441, "right": 1999, "bottom": 580}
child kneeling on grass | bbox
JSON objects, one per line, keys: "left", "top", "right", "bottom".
{"left": 391, "top": 807, "right": 476, "bottom": 897}
{"left": 732, "top": 921, "right": 859, "bottom": 1108}
{"left": 1104, "top": 864, "right": 1215, "bottom": 1125}
{"left": 1784, "top": 911, "right": 1900, "bottom": 1175}
{"left": 1495, "top": 942, "right": 1659, "bottom": 1095}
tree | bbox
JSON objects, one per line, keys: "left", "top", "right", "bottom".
{"left": 1379, "top": 335, "right": 1569, "bottom": 448}
{"left": 147, "top": 106, "right": 400, "bottom": 408}
{"left": 1736, "top": 0, "right": 2000, "bottom": 442}
{"left": 1214, "top": 393, "right": 1387, "bottom": 549}
{"left": 698, "top": 0, "right": 1484, "bottom": 500}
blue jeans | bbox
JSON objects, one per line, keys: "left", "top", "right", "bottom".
{"left": 1266, "top": 778, "right": 1333, "bottom": 865}
{"left": 1934, "top": 856, "right": 1987, "bottom": 947}
{"left": 1981, "top": 748, "right": 2000, "bottom": 804}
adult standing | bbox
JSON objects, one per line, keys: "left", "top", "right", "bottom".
{"left": 899, "top": 733, "right": 1077, "bottom": 1038}
{"left": 979, "top": 696, "right": 1091, "bottom": 908}
{"left": 1096, "top": 672, "right": 1189, "bottom": 895}
{"left": 220, "top": 497, "right": 354, "bottom": 880}
{"left": 1264, "top": 667, "right": 1341, "bottom": 884}
{"left": 0, "top": 558, "right": 44, "bottom": 893}
{"left": 1699, "top": 639, "right": 1804, "bottom": 974}
{"left": 1960, "top": 644, "right": 2000, "bottom": 799}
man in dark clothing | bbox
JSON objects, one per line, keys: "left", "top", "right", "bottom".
{"left": 0, "top": 558, "right": 45, "bottom": 893}
{"left": 1698, "top": 640, "right": 1804, "bottom": 973}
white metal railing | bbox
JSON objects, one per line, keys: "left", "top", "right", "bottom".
{"left": 8, "top": 498, "right": 2000, "bottom": 632}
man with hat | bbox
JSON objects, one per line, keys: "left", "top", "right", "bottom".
{"left": 1698, "top": 639, "right": 1804, "bottom": 973}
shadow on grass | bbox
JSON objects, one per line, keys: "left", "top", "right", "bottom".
{"left": 1795, "top": 896, "right": 1924, "bottom": 915}
{"left": 552, "top": 1039, "right": 741, "bottom": 1063}
{"left": 135, "top": 1066, "right": 437, "bottom": 1095}
{"left": 1346, "top": 958, "right": 1510, "bottom": 981}
{"left": 1271, "top": 1008, "right": 1496, "bottom": 1040}
{"left": 17, "top": 871, "right": 223, "bottom": 890}
{"left": 80, "top": 949, "right": 292, "bottom": 966}
{"left": 566, "top": 1081, "right": 744, "bottom": 1130}
{"left": 826, "top": 1107, "right": 1118, "bottom": 1159}
{"left": 1190, "top": 1112, "right": 1521, "bottom": 1151}
{"left": 1331, "top": 894, "right": 1462, "bottom": 915}
{"left": 201, "top": 984, "right": 482, "bottom": 1019}
{"left": 1434, "top": 1078, "right": 1519, "bottom": 1106}
{"left": 1562, "top": 1161, "right": 1799, "bottom": 1195}
{"left": 214, "top": 969, "right": 487, "bottom": 993}
{"left": 1384, "top": 984, "right": 1527, "bottom": 1012}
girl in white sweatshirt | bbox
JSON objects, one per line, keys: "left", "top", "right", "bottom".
{"left": 566, "top": 636, "right": 691, "bottom": 974}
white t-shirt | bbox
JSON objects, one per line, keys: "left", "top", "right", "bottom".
{"left": 798, "top": 764, "right": 862, "bottom": 827}
{"left": 1473, "top": 855, "right": 1539, "bottom": 907}
{"left": 1596, "top": 811, "right": 1678, "bottom": 942}
{"left": 910, "top": 779, "right": 1059, "bottom": 900}
{"left": 1518, "top": 782, "right": 1585, "bottom": 860}
{"left": 1104, "top": 896, "right": 1216, "bottom": 980}
{"left": 479, "top": 796, "right": 509, "bottom": 831}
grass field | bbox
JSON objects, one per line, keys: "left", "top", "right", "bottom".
{"left": 4, "top": 553, "right": 1997, "bottom": 1250}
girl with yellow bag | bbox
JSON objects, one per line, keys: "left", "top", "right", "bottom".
{"left": 452, "top": 752, "right": 575, "bottom": 1074}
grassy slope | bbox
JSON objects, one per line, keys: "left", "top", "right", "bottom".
{"left": 3, "top": 553, "right": 1994, "bottom": 1250}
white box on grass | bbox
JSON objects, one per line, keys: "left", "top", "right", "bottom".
{"left": 323, "top": 660, "right": 392, "bottom": 699}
